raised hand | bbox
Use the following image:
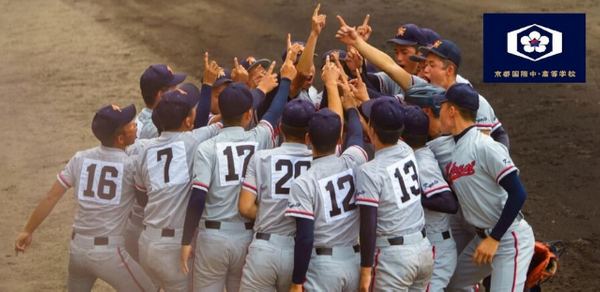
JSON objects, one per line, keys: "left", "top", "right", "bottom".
{"left": 311, "top": 3, "right": 327, "bottom": 36}
{"left": 330, "top": 51, "right": 349, "bottom": 82}
{"left": 321, "top": 56, "right": 341, "bottom": 86}
{"left": 281, "top": 50, "right": 298, "bottom": 80}
{"left": 356, "top": 14, "right": 372, "bottom": 42}
{"left": 335, "top": 15, "right": 360, "bottom": 46}
{"left": 203, "top": 52, "right": 221, "bottom": 86}
{"left": 287, "top": 33, "right": 305, "bottom": 62}
{"left": 231, "top": 57, "right": 249, "bottom": 83}
{"left": 349, "top": 69, "right": 369, "bottom": 103}
{"left": 345, "top": 48, "right": 364, "bottom": 73}
{"left": 257, "top": 61, "right": 279, "bottom": 94}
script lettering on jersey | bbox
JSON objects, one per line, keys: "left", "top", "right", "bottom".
{"left": 423, "top": 180, "right": 439, "bottom": 190}
{"left": 446, "top": 161, "right": 476, "bottom": 184}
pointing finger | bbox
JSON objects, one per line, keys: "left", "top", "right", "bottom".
{"left": 287, "top": 33, "right": 292, "bottom": 49}
{"left": 234, "top": 57, "right": 239, "bottom": 69}
{"left": 267, "top": 61, "right": 276, "bottom": 75}
{"left": 356, "top": 69, "right": 362, "bottom": 83}
{"left": 337, "top": 15, "right": 348, "bottom": 27}
{"left": 204, "top": 52, "right": 209, "bottom": 68}
{"left": 313, "top": 3, "right": 321, "bottom": 16}
{"left": 362, "top": 14, "right": 370, "bottom": 26}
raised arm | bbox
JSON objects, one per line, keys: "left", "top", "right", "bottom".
{"left": 335, "top": 15, "right": 413, "bottom": 91}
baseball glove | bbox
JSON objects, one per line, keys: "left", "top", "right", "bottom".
{"left": 525, "top": 240, "right": 566, "bottom": 289}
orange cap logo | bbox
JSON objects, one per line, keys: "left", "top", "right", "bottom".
{"left": 397, "top": 27, "right": 406, "bottom": 37}
{"left": 166, "top": 65, "right": 174, "bottom": 74}
{"left": 246, "top": 56, "right": 256, "bottom": 65}
{"left": 111, "top": 104, "right": 122, "bottom": 112}
{"left": 432, "top": 40, "right": 442, "bottom": 48}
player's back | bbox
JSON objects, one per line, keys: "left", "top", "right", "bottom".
{"left": 59, "top": 146, "right": 136, "bottom": 238}
{"left": 357, "top": 141, "right": 425, "bottom": 237}
{"left": 196, "top": 123, "right": 275, "bottom": 223}
{"left": 249, "top": 143, "right": 312, "bottom": 236}
{"left": 135, "top": 108, "right": 158, "bottom": 139}
{"left": 135, "top": 125, "right": 220, "bottom": 230}
{"left": 414, "top": 147, "right": 452, "bottom": 234}
{"left": 288, "top": 146, "right": 367, "bottom": 247}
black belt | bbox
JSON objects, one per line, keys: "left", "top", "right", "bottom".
{"left": 71, "top": 232, "right": 109, "bottom": 246}
{"left": 475, "top": 227, "right": 488, "bottom": 239}
{"left": 205, "top": 220, "right": 254, "bottom": 230}
{"left": 388, "top": 229, "right": 426, "bottom": 245}
{"left": 256, "top": 232, "right": 271, "bottom": 241}
{"left": 315, "top": 245, "right": 360, "bottom": 256}
{"left": 143, "top": 226, "right": 175, "bottom": 237}
{"left": 441, "top": 230, "right": 451, "bottom": 240}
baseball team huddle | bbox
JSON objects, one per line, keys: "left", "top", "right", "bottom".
{"left": 14, "top": 4, "right": 537, "bottom": 292}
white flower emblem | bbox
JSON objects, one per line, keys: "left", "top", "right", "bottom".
{"left": 520, "top": 31, "right": 550, "bottom": 53}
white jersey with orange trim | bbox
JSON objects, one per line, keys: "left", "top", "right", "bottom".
{"left": 193, "top": 121, "right": 276, "bottom": 223}
{"left": 242, "top": 142, "right": 312, "bottom": 236}
{"left": 476, "top": 94, "right": 501, "bottom": 133}
{"left": 133, "top": 124, "right": 221, "bottom": 230}
{"left": 285, "top": 146, "right": 368, "bottom": 247}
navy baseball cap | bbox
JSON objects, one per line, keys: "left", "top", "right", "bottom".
{"left": 308, "top": 108, "right": 341, "bottom": 145}
{"left": 282, "top": 41, "right": 318, "bottom": 64}
{"left": 214, "top": 69, "right": 232, "bottom": 88}
{"left": 387, "top": 24, "right": 427, "bottom": 46}
{"left": 402, "top": 105, "right": 430, "bottom": 136}
{"left": 91, "top": 104, "right": 136, "bottom": 142}
{"left": 239, "top": 56, "right": 271, "bottom": 72}
{"left": 321, "top": 49, "right": 346, "bottom": 67}
{"left": 419, "top": 39, "right": 462, "bottom": 67}
{"left": 434, "top": 83, "right": 479, "bottom": 111}
{"left": 282, "top": 99, "right": 316, "bottom": 128}
{"left": 218, "top": 82, "right": 254, "bottom": 117}
{"left": 360, "top": 96, "right": 405, "bottom": 131}
{"left": 409, "top": 28, "right": 441, "bottom": 63}
{"left": 140, "top": 64, "right": 187, "bottom": 96}
{"left": 152, "top": 84, "right": 200, "bottom": 129}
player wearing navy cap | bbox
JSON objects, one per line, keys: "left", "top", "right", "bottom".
{"left": 237, "top": 99, "right": 316, "bottom": 291}
{"left": 355, "top": 97, "right": 433, "bottom": 291}
{"left": 402, "top": 105, "right": 459, "bottom": 291}
{"left": 435, "top": 84, "right": 534, "bottom": 291}
{"left": 180, "top": 50, "right": 298, "bottom": 292}
{"left": 134, "top": 81, "right": 221, "bottom": 291}
{"left": 15, "top": 104, "right": 156, "bottom": 291}
{"left": 286, "top": 95, "right": 368, "bottom": 291}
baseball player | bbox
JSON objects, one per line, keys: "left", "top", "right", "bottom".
{"left": 180, "top": 50, "right": 297, "bottom": 292}
{"left": 237, "top": 99, "right": 316, "bottom": 291}
{"left": 285, "top": 94, "right": 368, "bottom": 292}
{"left": 134, "top": 78, "right": 221, "bottom": 291}
{"left": 434, "top": 83, "right": 534, "bottom": 291}
{"left": 15, "top": 104, "right": 156, "bottom": 291}
{"left": 124, "top": 56, "right": 220, "bottom": 264}
{"left": 401, "top": 105, "right": 459, "bottom": 291}
{"left": 207, "top": 68, "right": 232, "bottom": 125}
{"left": 354, "top": 97, "right": 433, "bottom": 291}
{"left": 137, "top": 64, "right": 187, "bottom": 139}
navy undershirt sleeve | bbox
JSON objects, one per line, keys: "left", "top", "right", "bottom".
{"left": 421, "top": 191, "right": 459, "bottom": 214}
{"left": 491, "top": 171, "right": 526, "bottom": 240}
{"left": 262, "top": 78, "right": 292, "bottom": 126}
{"left": 346, "top": 108, "right": 364, "bottom": 149}
{"left": 292, "top": 218, "right": 314, "bottom": 284}
{"left": 491, "top": 126, "right": 510, "bottom": 150}
{"left": 181, "top": 188, "right": 207, "bottom": 245}
{"left": 360, "top": 205, "right": 377, "bottom": 267}
{"left": 256, "top": 74, "right": 281, "bottom": 120}
{"left": 194, "top": 84, "right": 212, "bottom": 128}
{"left": 135, "top": 189, "right": 148, "bottom": 208}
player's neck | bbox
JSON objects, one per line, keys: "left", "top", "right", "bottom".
{"left": 451, "top": 119, "right": 476, "bottom": 137}
{"left": 373, "top": 141, "right": 395, "bottom": 153}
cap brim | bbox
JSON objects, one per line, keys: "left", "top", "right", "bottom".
{"left": 179, "top": 83, "right": 200, "bottom": 107}
{"left": 248, "top": 59, "right": 271, "bottom": 72}
{"left": 409, "top": 55, "right": 427, "bottom": 63}
{"left": 387, "top": 38, "right": 418, "bottom": 46}
{"left": 120, "top": 104, "right": 137, "bottom": 125}
{"left": 359, "top": 99, "right": 377, "bottom": 118}
{"left": 432, "top": 93, "right": 448, "bottom": 103}
{"left": 418, "top": 47, "right": 449, "bottom": 60}
{"left": 213, "top": 78, "right": 232, "bottom": 88}
{"left": 167, "top": 73, "right": 187, "bottom": 86}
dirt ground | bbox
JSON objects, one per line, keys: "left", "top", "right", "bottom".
{"left": 1, "top": 0, "right": 598, "bottom": 290}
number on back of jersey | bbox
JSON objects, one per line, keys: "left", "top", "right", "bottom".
{"left": 78, "top": 158, "right": 123, "bottom": 205}
{"left": 271, "top": 155, "right": 311, "bottom": 199}
{"left": 147, "top": 141, "right": 189, "bottom": 190}
{"left": 218, "top": 142, "right": 259, "bottom": 186}
{"left": 319, "top": 169, "right": 358, "bottom": 223}
{"left": 387, "top": 155, "right": 421, "bottom": 209}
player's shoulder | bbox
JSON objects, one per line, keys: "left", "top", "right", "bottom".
{"left": 474, "top": 130, "right": 508, "bottom": 151}
{"left": 414, "top": 146, "right": 436, "bottom": 162}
